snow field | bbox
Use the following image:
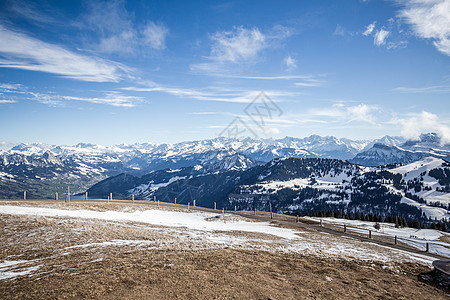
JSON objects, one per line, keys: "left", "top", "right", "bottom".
{"left": 0, "top": 203, "right": 445, "bottom": 281}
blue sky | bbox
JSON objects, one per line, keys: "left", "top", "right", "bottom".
{"left": 0, "top": 0, "right": 449, "bottom": 145}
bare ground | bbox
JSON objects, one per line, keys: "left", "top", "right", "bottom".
{"left": 0, "top": 201, "right": 448, "bottom": 299}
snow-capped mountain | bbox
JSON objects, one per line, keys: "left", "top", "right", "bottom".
{"left": 1, "top": 134, "right": 449, "bottom": 199}
{"left": 351, "top": 133, "right": 450, "bottom": 166}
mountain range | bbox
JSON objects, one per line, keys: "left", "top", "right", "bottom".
{"left": 1, "top": 133, "right": 449, "bottom": 201}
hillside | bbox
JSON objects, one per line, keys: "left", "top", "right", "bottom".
{"left": 125, "top": 157, "right": 450, "bottom": 226}
{"left": 0, "top": 201, "right": 448, "bottom": 299}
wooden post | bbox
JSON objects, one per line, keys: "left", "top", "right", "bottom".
{"left": 56, "top": 192, "right": 58, "bottom": 201}
{"left": 157, "top": 200, "right": 160, "bottom": 207}
{"left": 193, "top": 200, "right": 196, "bottom": 207}
{"left": 234, "top": 205, "right": 237, "bottom": 211}
{"left": 23, "top": 191, "right": 26, "bottom": 200}
{"left": 110, "top": 193, "right": 112, "bottom": 202}
{"left": 296, "top": 214, "right": 299, "bottom": 223}
{"left": 394, "top": 235, "right": 397, "bottom": 245}
{"left": 269, "top": 202, "right": 272, "bottom": 219}
{"left": 320, "top": 219, "right": 323, "bottom": 227}
{"left": 222, "top": 208, "right": 226, "bottom": 224}
{"left": 426, "top": 242, "right": 429, "bottom": 252}
{"left": 132, "top": 194, "right": 134, "bottom": 204}
{"left": 85, "top": 192, "right": 88, "bottom": 201}
{"left": 344, "top": 224, "right": 346, "bottom": 233}
{"left": 214, "top": 202, "right": 216, "bottom": 210}
{"left": 369, "top": 230, "right": 372, "bottom": 239}
{"left": 154, "top": 196, "right": 156, "bottom": 203}
{"left": 188, "top": 202, "right": 190, "bottom": 211}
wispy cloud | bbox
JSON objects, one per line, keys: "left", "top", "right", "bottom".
{"left": 361, "top": 19, "right": 407, "bottom": 50}
{"left": 309, "top": 103, "right": 379, "bottom": 124}
{"left": 141, "top": 22, "right": 169, "bottom": 50}
{"left": 191, "top": 24, "right": 293, "bottom": 74}
{"left": 0, "top": 24, "right": 130, "bottom": 82}
{"left": 333, "top": 24, "right": 346, "bottom": 36}
{"left": 0, "top": 100, "right": 16, "bottom": 104}
{"left": 374, "top": 29, "right": 389, "bottom": 46}
{"left": 294, "top": 78, "right": 323, "bottom": 87}
{"left": 122, "top": 81, "right": 296, "bottom": 103}
{"left": 210, "top": 26, "right": 266, "bottom": 63}
{"left": 394, "top": 85, "right": 450, "bottom": 93}
{"left": 5, "top": 0, "right": 59, "bottom": 25}
{"left": 0, "top": 81, "right": 142, "bottom": 107}
{"left": 62, "top": 92, "right": 143, "bottom": 107}
{"left": 283, "top": 55, "right": 297, "bottom": 70}
{"left": 78, "top": 0, "right": 168, "bottom": 55}
{"left": 363, "top": 22, "right": 376, "bottom": 36}
{"left": 398, "top": 0, "right": 450, "bottom": 56}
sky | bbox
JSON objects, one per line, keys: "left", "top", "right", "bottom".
{"left": 0, "top": 0, "right": 449, "bottom": 146}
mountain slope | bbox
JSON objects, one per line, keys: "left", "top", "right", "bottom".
{"left": 352, "top": 133, "right": 450, "bottom": 166}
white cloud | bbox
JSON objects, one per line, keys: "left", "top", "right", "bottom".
{"left": 363, "top": 22, "right": 376, "bottom": 36}
{"left": 210, "top": 26, "right": 266, "bottom": 63}
{"left": 79, "top": 1, "right": 168, "bottom": 55}
{"left": 394, "top": 85, "right": 450, "bottom": 93}
{"left": 0, "top": 83, "right": 25, "bottom": 92}
{"left": 392, "top": 111, "right": 450, "bottom": 144}
{"left": 311, "top": 103, "right": 378, "bottom": 124}
{"left": 284, "top": 55, "right": 297, "bottom": 69}
{"left": 191, "top": 25, "right": 293, "bottom": 75}
{"left": 294, "top": 78, "right": 323, "bottom": 87}
{"left": 374, "top": 29, "right": 390, "bottom": 46}
{"left": 0, "top": 24, "right": 129, "bottom": 82}
{"left": 62, "top": 92, "right": 143, "bottom": 107}
{"left": 142, "top": 22, "right": 169, "bottom": 50}
{"left": 122, "top": 82, "right": 294, "bottom": 104}
{"left": 0, "top": 100, "right": 16, "bottom": 104}
{"left": 0, "top": 81, "right": 142, "bottom": 107}
{"left": 399, "top": 0, "right": 450, "bottom": 55}
{"left": 98, "top": 30, "right": 137, "bottom": 54}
